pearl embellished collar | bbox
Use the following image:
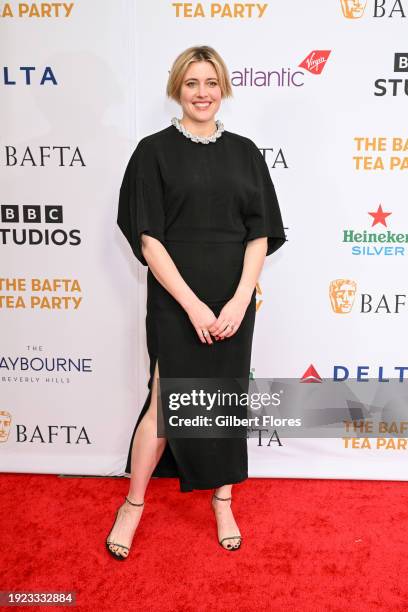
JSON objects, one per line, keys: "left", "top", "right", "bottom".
{"left": 171, "top": 116, "right": 224, "bottom": 144}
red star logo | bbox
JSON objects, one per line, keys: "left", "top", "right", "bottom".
{"left": 368, "top": 204, "right": 391, "bottom": 227}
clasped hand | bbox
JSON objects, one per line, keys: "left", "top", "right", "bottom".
{"left": 186, "top": 295, "right": 251, "bottom": 345}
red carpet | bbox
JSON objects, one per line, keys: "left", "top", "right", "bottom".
{"left": 2, "top": 473, "right": 408, "bottom": 611}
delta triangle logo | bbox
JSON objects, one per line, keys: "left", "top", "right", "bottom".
{"left": 300, "top": 364, "right": 322, "bottom": 383}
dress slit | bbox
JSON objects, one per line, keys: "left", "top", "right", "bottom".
{"left": 124, "top": 353, "right": 180, "bottom": 480}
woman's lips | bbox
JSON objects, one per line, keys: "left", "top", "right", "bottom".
{"left": 192, "top": 102, "right": 212, "bottom": 109}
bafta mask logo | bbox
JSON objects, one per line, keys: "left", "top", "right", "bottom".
{"left": 0, "top": 411, "right": 12, "bottom": 443}
{"left": 340, "top": 0, "right": 367, "bottom": 19}
{"left": 330, "top": 279, "right": 357, "bottom": 313}
{"left": 256, "top": 282, "right": 263, "bottom": 311}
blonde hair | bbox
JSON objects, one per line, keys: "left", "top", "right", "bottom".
{"left": 166, "top": 45, "right": 233, "bottom": 103}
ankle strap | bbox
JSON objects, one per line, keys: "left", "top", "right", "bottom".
{"left": 213, "top": 493, "right": 232, "bottom": 501}
{"left": 125, "top": 495, "right": 144, "bottom": 506}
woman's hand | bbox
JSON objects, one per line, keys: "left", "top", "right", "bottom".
{"left": 185, "top": 300, "right": 218, "bottom": 345}
{"left": 208, "top": 295, "right": 251, "bottom": 340}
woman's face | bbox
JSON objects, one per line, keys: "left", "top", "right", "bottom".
{"left": 179, "top": 61, "right": 222, "bottom": 123}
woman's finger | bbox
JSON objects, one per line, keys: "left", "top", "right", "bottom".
{"left": 209, "top": 317, "right": 228, "bottom": 337}
{"left": 195, "top": 326, "right": 207, "bottom": 344}
{"left": 200, "top": 327, "right": 213, "bottom": 345}
{"left": 223, "top": 324, "right": 237, "bottom": 338}
{"left": 217, "top": 321, "right": 237, "bottom": 339}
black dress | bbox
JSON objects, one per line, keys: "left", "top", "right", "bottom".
{"left": 117, "top": 121, "right": 286, "bottom": 492}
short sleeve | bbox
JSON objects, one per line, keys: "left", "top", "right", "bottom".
{"left": 117, "top": 137, "right": 166, "bottom": 266}
{"left": 243, "top": 142, "right": 286, "bottom": 256}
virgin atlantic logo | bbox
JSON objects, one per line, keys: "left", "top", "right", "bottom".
{"left": 298, "top": 51, "right": 331, "bottom": 75}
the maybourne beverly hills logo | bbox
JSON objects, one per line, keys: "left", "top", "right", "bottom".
{"left": 0, "top": 344, "right": 93, "bottom": 384}
{"left": 342, "top": 204, "right": 406, "bottom": 256}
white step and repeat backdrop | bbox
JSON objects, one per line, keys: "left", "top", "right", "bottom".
{"left": 2, "top": 1, "right": 408, "bottom": 479}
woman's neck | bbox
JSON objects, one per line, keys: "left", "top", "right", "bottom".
{"left": 179, "top": 117, "right": 217, "bottom": 138}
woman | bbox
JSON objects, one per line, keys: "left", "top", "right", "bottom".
{"left": 106, "top": 45, "right": 286, "bottom": 560}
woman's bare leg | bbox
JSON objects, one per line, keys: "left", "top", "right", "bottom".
{"left": 107, "top": 359, "right": 167, "bottom": 557}
{"left": 127, "top": 359, "right": 167, "bottom": 500}
{"left": 211, "top": 484, "right": 242, "bottom": 550}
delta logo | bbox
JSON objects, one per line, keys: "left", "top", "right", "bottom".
{"left": 342, "top": 204, "right": 406, "bottom": 256}
{"left": 300, "top": 364, "right": 408, "bottom": 382}
{"left": 300, "top": 364, "right": 322, "bottom": 383}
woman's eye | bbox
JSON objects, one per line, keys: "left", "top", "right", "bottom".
{"left": 186, "top": 82, "right": 218, "bottom": 87}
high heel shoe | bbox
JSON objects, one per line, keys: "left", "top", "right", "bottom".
{"left": 105, "top": 495, "right": 144, "bottom": 560}
{"left": 211, "top": 493, "right": 242, "bottom": 551}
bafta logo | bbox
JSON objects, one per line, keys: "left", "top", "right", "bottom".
{"left": 329, "top": 279, "right": 357, "bottom": 313}
{"left": 256, "top": 282, "right": 263, "bottom": 311}
{"left": 0, "top": 411, "right": 11, "bottom": 443}
{"left": 340, "top": 0, "right": 367, "bottom": 19}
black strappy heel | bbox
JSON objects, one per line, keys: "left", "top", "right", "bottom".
{"left": 106, "top": 496, "right": 145, "bottom": 560}
{"left": 212, "top": 493, "right": 242, "bottom": 551}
